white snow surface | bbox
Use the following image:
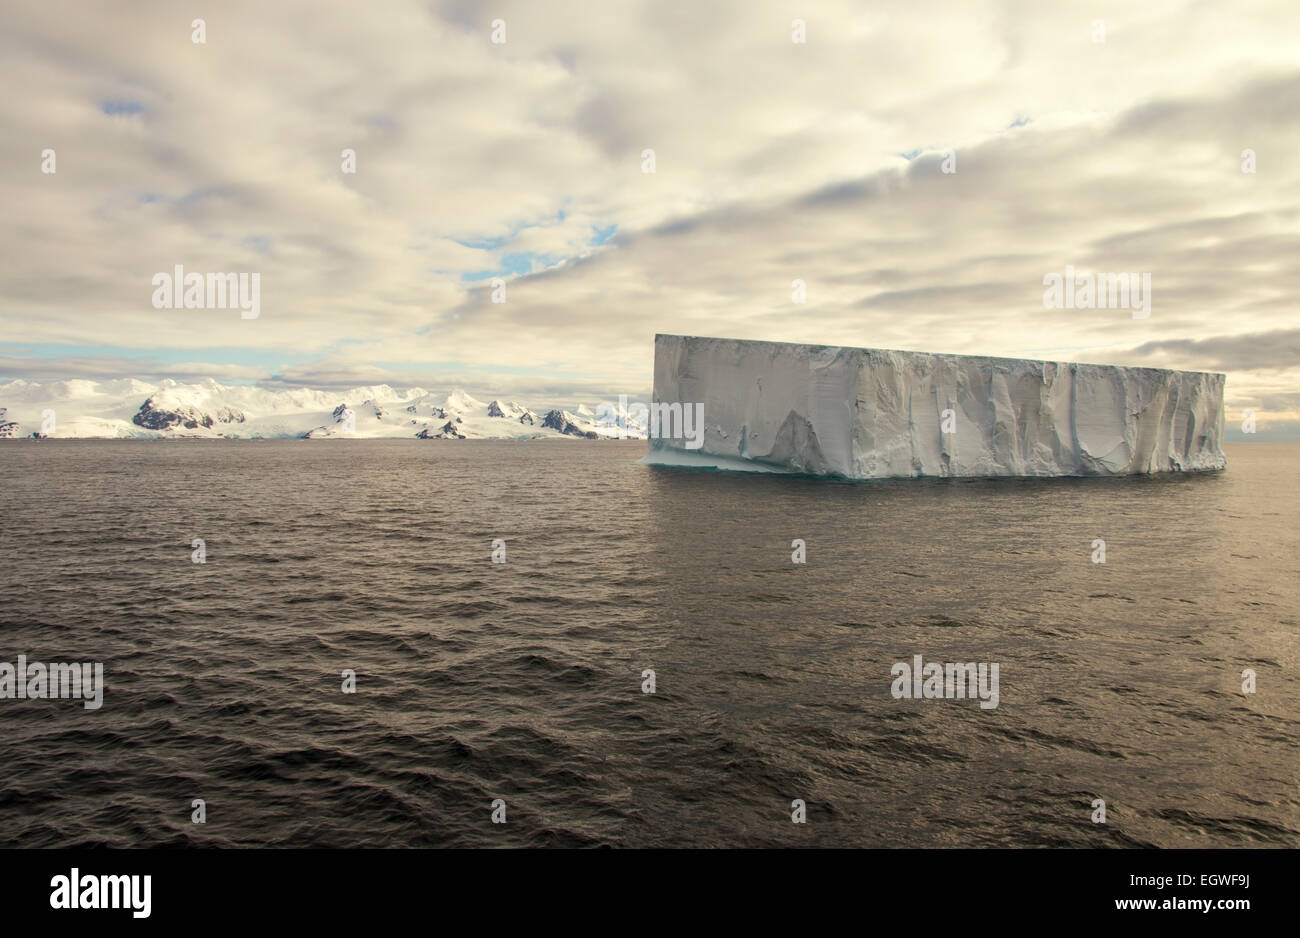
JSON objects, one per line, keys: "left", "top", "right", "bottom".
{"left": 0, "top": 379, "right": 643, "bottom": 440}
{"left": 647, "top": 334, "right": 1227, "bottom": 478}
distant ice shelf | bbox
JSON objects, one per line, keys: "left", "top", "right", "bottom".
{"left": 646, "top": 334, "right": 1227, "bottom": 478}
{"left": 0, "top": 382, "right": 646, "bottom": 441}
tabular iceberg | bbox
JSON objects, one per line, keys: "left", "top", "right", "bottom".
{"left": 648, "top": 334, "right": 1226, "bottom": 478}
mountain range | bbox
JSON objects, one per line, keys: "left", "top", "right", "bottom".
{"left": 0, "top": 379, "right": 646, "bottom": 440}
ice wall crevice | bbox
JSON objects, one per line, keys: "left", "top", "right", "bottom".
{"left": 648, "top": 335, "right": 1227, "bottom": 479}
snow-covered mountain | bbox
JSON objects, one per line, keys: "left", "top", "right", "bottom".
{"left": 0, "top": 378, "right": 648, "bottom": 440}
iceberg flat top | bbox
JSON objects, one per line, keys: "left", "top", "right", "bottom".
{"left": 656, "top": 333, "right": 1227, "bottom": 380}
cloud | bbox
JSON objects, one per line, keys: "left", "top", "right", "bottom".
{"left": 0, "top": 0, "right": 1296, "bottom": 435}
{"left": 1126, "top": 329, "right": 1300, "bottom": 372}
{"left": 0, "top": 355, "right": 271, "bottom": 382}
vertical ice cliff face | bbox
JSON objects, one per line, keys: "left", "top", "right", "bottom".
{"left": 648, "top": 335, "right": 1226, "bottom": 478}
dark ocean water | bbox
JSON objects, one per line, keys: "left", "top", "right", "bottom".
{"left": 0, "top": 440, "right": 1296, "bottom": 848}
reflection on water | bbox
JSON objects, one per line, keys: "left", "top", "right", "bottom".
{"left": 0, "top": 441, "right": 1294, "bottom": 847}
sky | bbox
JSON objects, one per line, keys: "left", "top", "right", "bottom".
{"left": 1, "top": 0, "right": 1297, "bottom": 438}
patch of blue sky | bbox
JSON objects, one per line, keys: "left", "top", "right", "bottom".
{"left": 452, "top": 212, "right": 614, "bottom": 281}
{"left": 101, "top": 100, "right": 143, "bottom": 116}
{"left": 0, "top": 342, "right": 311, "bottom": 371}
{"left": 461, "top": 251, "right": 561, "bottom": 282}
{"left": 373, "top": 360, "right": 595, "bottom": 379}
{"left": 452, "top": 207, "right": 579, "bottom": 252}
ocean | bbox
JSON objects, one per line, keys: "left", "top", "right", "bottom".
{"left": 0, "top": 440, "right": 1295, "bottom": 847}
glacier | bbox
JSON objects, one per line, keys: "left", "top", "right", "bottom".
{"left": 0, "top": 380, "right": 647, "bottom": 441}
{"left": 647, "top": 334, "right": 1227, "bottom": 478}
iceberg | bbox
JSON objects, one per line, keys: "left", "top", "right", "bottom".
{"left": 647, "top": 334, "right": 1226, "bottom": 478}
